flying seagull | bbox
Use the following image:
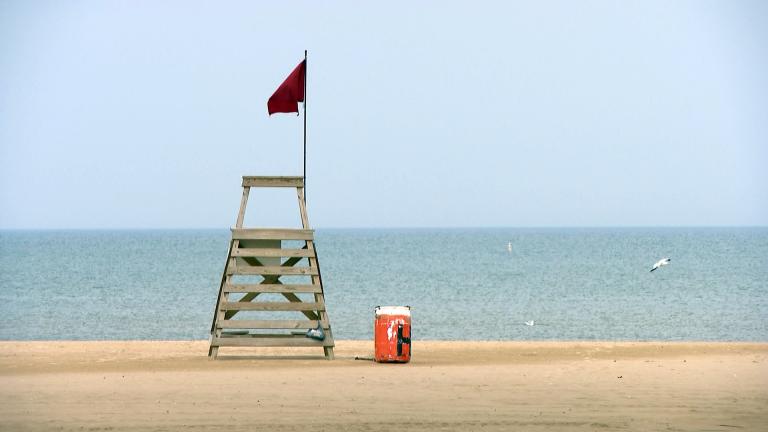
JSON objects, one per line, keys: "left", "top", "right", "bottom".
{"left": 650, "top": 258, "right": 671, "bottom": 272}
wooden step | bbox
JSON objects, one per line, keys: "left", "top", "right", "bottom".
{"left": 241, "top": 176, "right": 304, "bottom": 188}
{"left": 220, "top": 301, "right": 325, "bottom": 312}
{"left": 231, "top": 228, "right": 314, "bottom": 241}
{"left": 218, "top": 320, "right": 330, "bottom": 329}
{"left": 226, "top": 266, "right": 318, "bottom": 276}
{"left": 211, "top": 336, "right": 334, "bottom": 347}
{"left": 232, "top": 248, "right": 314, "bottom": 258}
{"left": 223, "top": 283, "right": 321, "bottom": 293}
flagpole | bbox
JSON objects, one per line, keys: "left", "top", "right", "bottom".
{"left": 303, "top": 49, "right": 307, "bottom": 204}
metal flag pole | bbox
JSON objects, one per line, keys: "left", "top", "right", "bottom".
{"left": 303, "top": 49, "right": 307, "bottom": 204}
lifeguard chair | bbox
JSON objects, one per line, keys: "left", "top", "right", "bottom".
{"left": 208, "top": 176, "right": 334, "bottom": 359}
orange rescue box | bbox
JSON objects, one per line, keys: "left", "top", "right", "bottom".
{"left": 374, "top": 306, "right": 411, "bottom": 363}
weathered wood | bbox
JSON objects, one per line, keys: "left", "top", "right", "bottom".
{"left": 237, "top": 255, "right": 321, "bottom": 320}
{"left": 224, "top": 255, "right": 303, "bottom": 317}
{"left": 235, "top": 187, "right": 250, "bottom": 228}
{"left": 224, "top": 283, "right": 320, "bottom": 293}
{"left": 297, "top": 186, "right": 334, "bottom": 360}
{"left": 231, "top": 228, "right": 314, "bottom": 241}
{"left": 280, "top": 292, "right": 319, "bottom": 320}
{"left": 297, "top": 187, "right": 311, "bottom": 229}
{"left": 211, "top": 336, "right": 334, "bottom": 347}
{"left": 208, "top": 240, "right": 235, "bottom": 359}
{"left": 209, "top": 180, "right": 334, "bottom": 359}
{"left": 236, "top": 240, "right": 281, "bottom": 267}
{"left": 242, "top": 176, "right": 304, "bottom": 188}
{"left": 221, "top": 301, "right": 324, "bottom": 311}
{"left": 210, "top": 241, "right": 233, "bottom": 334}
{"left": 227, "top": 258, "right": 301, "bottom": 308}
{"left": 210, "top": 183, "right": 252, "bottom": 357}
{"left": 239, "top": 255, "right": 275, "bottom": 269}
{"left": 224, "top": 283, "right": 321, "bottom": 320}
{"left": 233, "top": 248, "right": 313, "bottom": 258}
{"left": 226, "top": 265, "right": 318, "bottom": 276}
{"left": 218, "top": 320, "right": 329, "bottom": 329}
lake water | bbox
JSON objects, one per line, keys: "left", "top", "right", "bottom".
{"left": 0, "top": 228, "right": 766, "bottom": 341}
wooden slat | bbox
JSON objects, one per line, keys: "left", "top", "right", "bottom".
{"left": 226, "top": 266, "right": 318, "bottom": 276}
{"left": 209, "top": 176, "right": 335, "bottom": 359}
{"left": 211, "top": 336, "right": 334, "bottom": 347}
{"left": 242, "top": 176, "right": 304, "bottom": 188}
{"left": 224, "top": 283, "right": 320, "bottom": 293}
{"left": 281, "top": 292, "right": 319, "bottom": 320}
{"left": 223, "top": 255, "right": 304, "bottom": 320}
{"left": 218, "top": 320, "right": 329, "bottom": 329}
{"left": 235, "top": 187, "right": 250, "bottom": 227}
{"left": 221, "top": 301, "right": 325, "bottom": 311}
{"left": 231, "top": 228, "right": 314, "bottom": 241}
{"left": 233, "top": 248, "right": 313, "bottom": 258}
{"left": 296, "top": 185, "right": 335, "bottom": 360}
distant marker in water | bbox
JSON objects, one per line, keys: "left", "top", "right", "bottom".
{"left": 525, "top": 320, "right": 535, "bottom": 326}
{"left": 650, "top": 258, "right": 671, "bottom": 272}
{"left": 507, "top": 241, "right": 512, "bottom": 253}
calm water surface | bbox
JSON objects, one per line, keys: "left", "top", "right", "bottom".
{"left": 0, "top": 228, "right": 766, "bottom": 340}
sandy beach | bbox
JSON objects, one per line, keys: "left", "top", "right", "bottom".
{"left": 0, "top": 341, "right": 766, "bottom": 431}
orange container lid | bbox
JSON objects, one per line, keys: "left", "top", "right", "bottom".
{"left": 375, "top": 306, "right": 411, "bottom": 316}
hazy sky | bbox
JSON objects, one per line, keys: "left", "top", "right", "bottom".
{"left": 1, "top": 1, "right": 766, "bottom": 228}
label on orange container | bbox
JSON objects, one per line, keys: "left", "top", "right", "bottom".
{"left": 374, "top": 306, "right": 411, "bottom": 363}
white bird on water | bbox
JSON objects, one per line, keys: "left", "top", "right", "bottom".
{"left": 650, "top": 258, "right": 671, "bottom": 272}
{"left": 525, "top": 320, "right": 535, "bottom": 326}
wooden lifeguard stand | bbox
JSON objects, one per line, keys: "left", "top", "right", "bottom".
{"left": 208, "top": 176, "right": 334, "bottom": 359}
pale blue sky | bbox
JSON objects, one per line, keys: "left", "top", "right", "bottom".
{"left": 1, "top": 1, "right": 766, "bottom": 228}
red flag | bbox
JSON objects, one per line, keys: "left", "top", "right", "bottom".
{"left": 267, "top": 60, "right": 305, "bottom": 115}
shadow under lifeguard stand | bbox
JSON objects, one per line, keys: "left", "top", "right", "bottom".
{"left": 208, "top": 176, "right": 335, "bottom": 360}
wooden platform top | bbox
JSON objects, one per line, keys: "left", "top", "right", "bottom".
{"left": 242, "top": 176, "right": 304, "bottom": 188}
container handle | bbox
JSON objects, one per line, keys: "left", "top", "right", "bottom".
{"left": 397, "top": 323, "right": 410, "bottom": 356}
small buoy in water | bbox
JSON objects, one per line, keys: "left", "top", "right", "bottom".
{"left": 507, "top": 241, "right": 512, "bottom": 252}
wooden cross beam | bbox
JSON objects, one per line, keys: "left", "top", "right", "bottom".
{"left": 223, "top": 249, "right": 319, "bottom": 321}
{"left": 208, "top": 176, "right": 334, "bottom": 360}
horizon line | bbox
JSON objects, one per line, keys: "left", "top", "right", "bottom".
{"left": 1, "top": 225, "right": 767, "bottom": 231}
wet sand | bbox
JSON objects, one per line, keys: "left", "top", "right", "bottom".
{"left": 1, "top": 341, "right": 766, "bottom": 431}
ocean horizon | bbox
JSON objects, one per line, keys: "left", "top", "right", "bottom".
{"left": 1, "top": 227, "right": 766, "bottom": 341}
